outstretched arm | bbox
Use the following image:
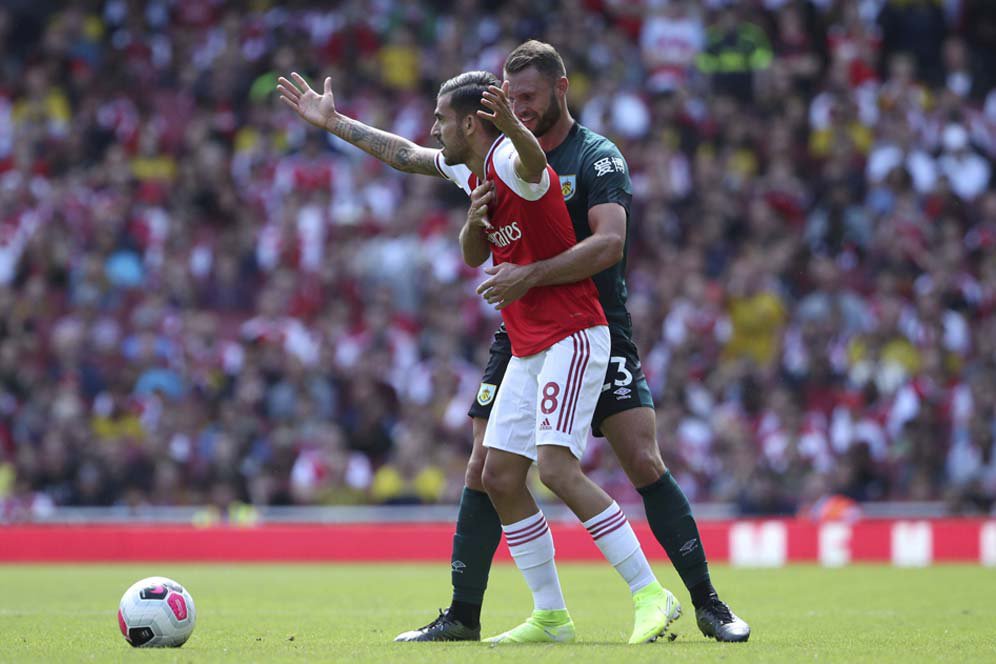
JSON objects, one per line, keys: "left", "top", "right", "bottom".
{"left": 277, "top": 72, "right": 440, "bottom": 176}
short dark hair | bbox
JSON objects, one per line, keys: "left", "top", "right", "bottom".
{"left": 504, "top": 40, "right": 566, "bottom": 80}
{"left": 438, "top": 70, "right": 500, "bottom": 119}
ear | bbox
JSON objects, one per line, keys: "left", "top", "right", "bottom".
{"left": 556, "top": 75, "right": 569, "bottom": 97}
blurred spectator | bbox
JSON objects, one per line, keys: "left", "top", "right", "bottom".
{"left": 639, "top": 0, "right": 703, "bottom": 94}
{"left": 722, "top": 252, "right": 787, "bottom": 371}
{"left": 1, "top": 0, "right": 995, "bottom": 519}
{"left": 696, "top": 6, "right": 773, "bottom": 103}
{"left": 937, "top": 123, "right": 990, "bottom": 201}
{"left": 877, "top": 0, "right": 948, "bottom": 85}
{"left": 945, "top": 412, "right": 996, "bottom": 513}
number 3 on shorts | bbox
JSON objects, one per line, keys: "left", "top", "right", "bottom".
{"left": 609, "top": 356, "right": 632, "bottom": 387}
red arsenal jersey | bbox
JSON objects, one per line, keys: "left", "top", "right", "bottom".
{"left": 437, "top": 137, "right": 606, "bottom": 356}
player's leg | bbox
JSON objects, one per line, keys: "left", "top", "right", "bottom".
{"left": 534, "top": 326, "right": 680, "bottom": 643}
{"left": 537, "top": 445, "right": 681, "bottom": 643}
{"left": 480, "top": 356, "right": 574, "bottom": 644}
{"left": 464, "top": 417, "right": 489, "bottom": 492}
{"left": 595, "top": 333, "right": 750, "bottom": 642}
{"left": 392, "top": 417, "right": 497, "bottom": 643}
{"left": 531, "top": 327, "right": 617, "bottom": 520}
{"left": 394, "top": 338, "right": 510, "bottom": 642}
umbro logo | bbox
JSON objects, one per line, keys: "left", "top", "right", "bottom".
{"left": 679, "top": 538, "right": 699, "bottom": 556}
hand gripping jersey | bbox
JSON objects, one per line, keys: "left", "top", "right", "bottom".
{"left": 436, "top": 136, "right": 606, "bottom": 357}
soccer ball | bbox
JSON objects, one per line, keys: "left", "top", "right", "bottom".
{"left": 117, "top": 576, "right": 196, "bottom": 647}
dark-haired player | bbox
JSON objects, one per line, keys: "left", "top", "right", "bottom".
{"left": 277, "top": 40, "right": 749, "bottom": 644}
{"left": 427, "top": 70, "right": 680, "bottom": 644}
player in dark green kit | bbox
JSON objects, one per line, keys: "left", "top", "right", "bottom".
{"left": 277, "top": 40, "right": 750, "bottom": 644}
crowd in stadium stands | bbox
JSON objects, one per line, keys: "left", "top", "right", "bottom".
{"left": 1, "top": 0, "right": 995, "bottom": 521}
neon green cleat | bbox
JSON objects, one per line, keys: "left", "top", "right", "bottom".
{"left": 629, "top": 581, "right": 682, "bottom": 644}
{"left": 484, "top": 609, "right": 576, "bottom": 644}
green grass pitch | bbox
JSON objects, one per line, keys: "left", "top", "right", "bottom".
{"left": 1, "top": 563, "right": 994, "bottom": 663}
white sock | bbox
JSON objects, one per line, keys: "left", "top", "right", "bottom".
{"left": 583, "top": 502, "right": 656, "bottom": 593}
{"left": 503, "top": 511, "right": 566, "bottom": 611}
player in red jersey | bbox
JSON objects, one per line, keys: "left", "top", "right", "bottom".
{"left": 428, "top": 70, "right": 680, "bottom": 644}
{"left": 278, "top": 42, "right": 750, "bottom": 645}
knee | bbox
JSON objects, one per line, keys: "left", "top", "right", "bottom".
{"left": 537, "top": 458, "right": 583, "bottom": 496}
{"left": 617, "top": 437, "right": 667, "bottom": 485}
{"left": 465, "top": 452, "right": 487, "bottom": 492}
{"left": 481, "top": 462, "right": 517, "bottom": 500}
{"left": 466, "top": 418, "right": 489, "bottom": 492}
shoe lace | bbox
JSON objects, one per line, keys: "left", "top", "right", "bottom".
{"left": 707, "top": 598, "right": 735, "bottom": 624}
{"left": 418, "top": 609, "right": 453, "bottom": 632}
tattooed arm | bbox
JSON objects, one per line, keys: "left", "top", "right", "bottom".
{"left": 327, "top": 114, "right": 439, "bottom": 176}
{"left": 277, "top": 72, "right": 440, "bottom": 177}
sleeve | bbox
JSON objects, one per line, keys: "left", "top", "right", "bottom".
{"left": 491, "top": 140, "right": 550, "bottom": 201}
{"left": 434, "top": 151, "right": 474, "bottom": 196}
{"left": 580, "top": 142, "right": 633, "bottom": 211}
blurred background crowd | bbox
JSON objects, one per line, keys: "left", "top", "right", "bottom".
{"left": 2, "top": 0, "right": 995, "bottom": 520}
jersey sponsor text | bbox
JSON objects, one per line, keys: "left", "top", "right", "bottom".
{"left": 487, "top": 221, "right": 522, "bottom": 247}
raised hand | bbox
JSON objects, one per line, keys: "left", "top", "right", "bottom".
{"left": 479, "top": 79, "right": 547, "bottom": 182}
{"left": 276, "top": 72, "right": 338, "bottom": 131}
{"left": 477, "top": 81, "right": 520, "bottom": 135}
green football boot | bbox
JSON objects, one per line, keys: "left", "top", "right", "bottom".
{"left": 484, "top": 609, "right": 576, "bottom": 644}
{"left": 629, "top": 581, "right": 682, "bottom": 644}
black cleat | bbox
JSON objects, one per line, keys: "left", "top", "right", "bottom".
{"left": 394, "top": 609, "right": 481, "bottom": 642}
{"left": 696, "top": 597, "right": 750, "bottom": 642}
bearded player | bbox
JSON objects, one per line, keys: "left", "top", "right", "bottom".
{"left": 428, "top": 70, "right": 681, "bottom": 644}
{"left": 277, "top": 40, "right": 750, "bottom": 643}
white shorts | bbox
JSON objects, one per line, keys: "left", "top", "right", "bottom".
{"left": 483, "top": 326, "right": 610, "bottom": 461}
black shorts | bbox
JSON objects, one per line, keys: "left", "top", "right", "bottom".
{"left": 467, "top": 324, "right": 654, "bottom": 436}
{"left": 467, "top": 326, "right": 513, "bottom": 420}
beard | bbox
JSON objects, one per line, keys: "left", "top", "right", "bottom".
{"left": 529, "top": 91, "right": 562, "bottom": 138}
{"left": 441, "top": 137, "right": 469, "bottom": 166}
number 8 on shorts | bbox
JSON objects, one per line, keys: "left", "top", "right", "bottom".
{"left": 483, "top": 325, "right": 610, "bottom": 462}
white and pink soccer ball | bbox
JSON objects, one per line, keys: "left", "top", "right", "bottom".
{"left": 118, "top": 576, "right": 196, "bottom": 647}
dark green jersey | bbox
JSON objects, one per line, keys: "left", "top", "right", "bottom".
{"left": 545, "top": 122, "right": 633, "bottom": 330}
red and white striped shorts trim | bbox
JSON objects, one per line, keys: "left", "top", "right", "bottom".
{"left": 556, "top": 330, "right": 591, "bottom": 435}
